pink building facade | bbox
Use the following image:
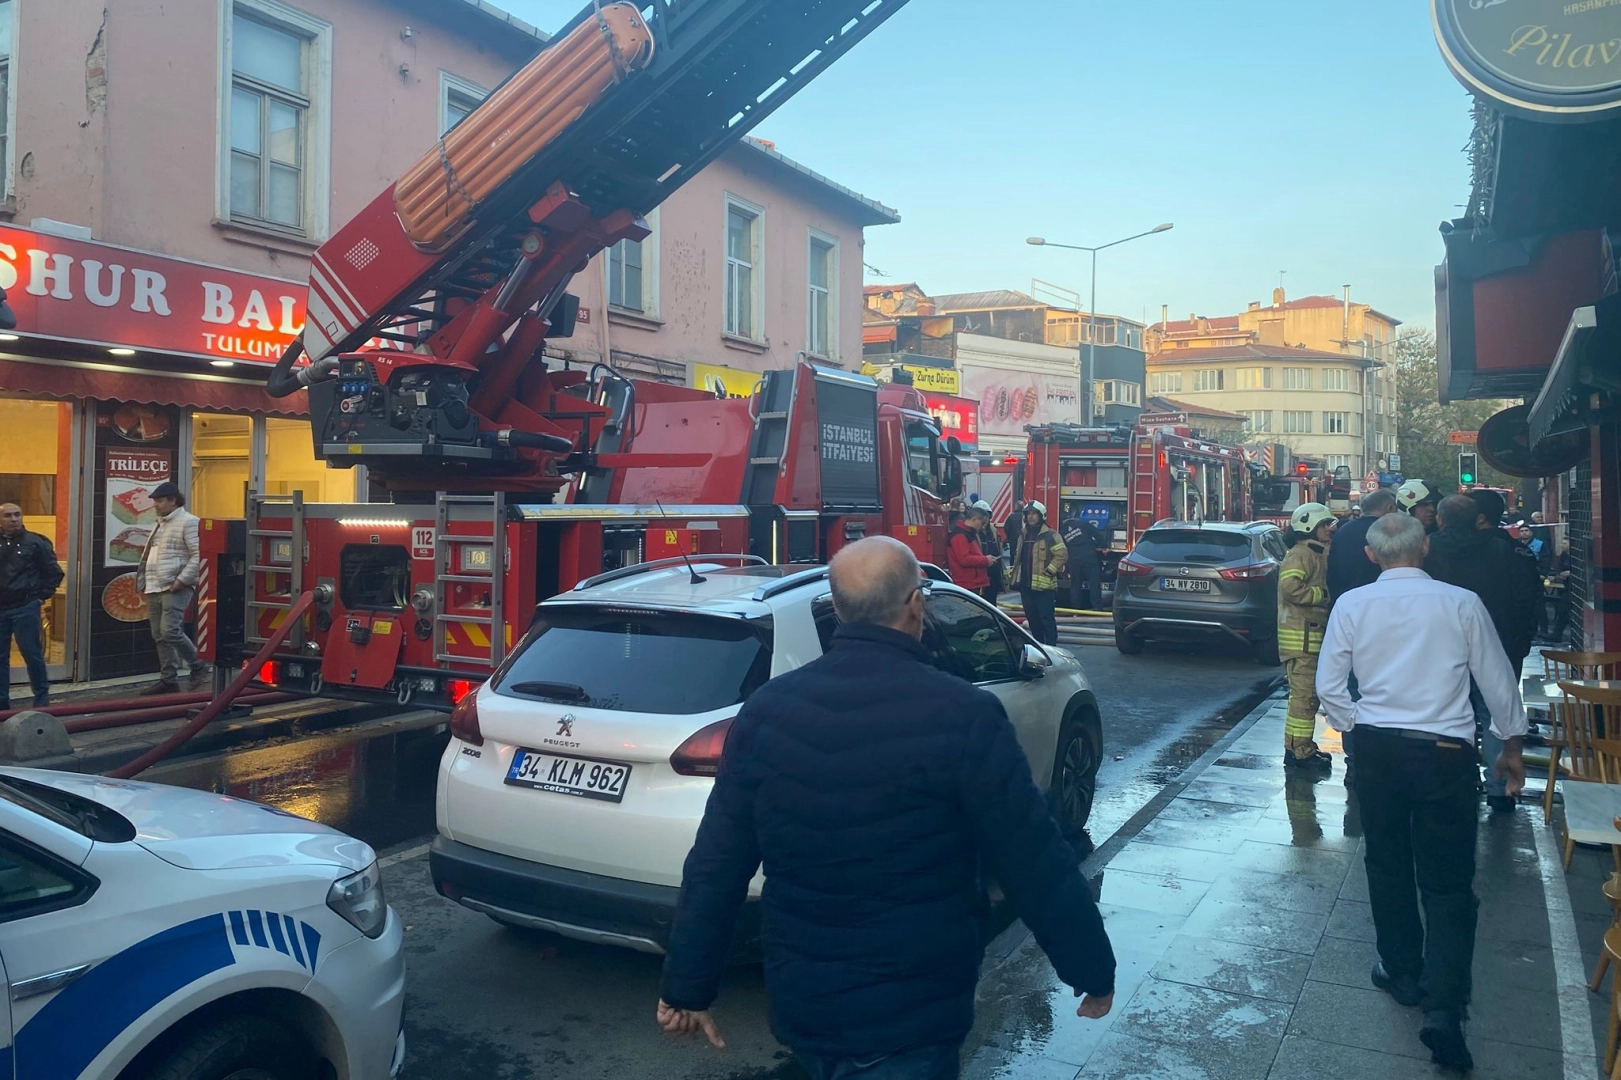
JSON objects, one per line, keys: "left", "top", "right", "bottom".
{"left": 0, "top": 0, "right": 893, "bottom": 686}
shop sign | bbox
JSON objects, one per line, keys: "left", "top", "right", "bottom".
{"left": 923, "top": 392, "right": 979, "bottom": 449}
{"left": 104, "top": 447, "right": 171, "bottom": 570}
{"left": 691, "top": 362, "right": 765, "bottom": 400}
{"left": 0, "top": 223, "right": 306, "bottom": 365}
{"left": 860, "top": 361, "right": 960, "bottom": 395}
{"left": 1433, "top": 0, "right": 1621, "bottom": 119}
{"left": 959, "top": 367, "right": 1081, "bottom": 438}
{"left": 1447, "top": 430, "right": 1480, "bottom": 443}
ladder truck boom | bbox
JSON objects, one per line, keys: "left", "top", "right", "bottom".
{"left": 265, "top": 0, "right": 912, "bottom": 495}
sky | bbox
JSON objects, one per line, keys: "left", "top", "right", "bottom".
{"left": 497, "top": 0, "right": 1476, "bottom": 331}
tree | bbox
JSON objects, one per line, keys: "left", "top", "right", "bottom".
{"left": 1393, "top": 330, "right": 1520, "bottom": 495}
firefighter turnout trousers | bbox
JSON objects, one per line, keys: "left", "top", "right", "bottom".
{"left": 1284, "top": 654, "right": 1321, "bottom": 760}
{"left": 1278, "top": 539, "right": 1331, "bottom": 761}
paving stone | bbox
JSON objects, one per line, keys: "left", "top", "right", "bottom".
{"left": 1133, "top": 816, "right": 1253, "bottom": 855}
{"left": 1464, "top": 963, "right": 1564, "bottom": 1050}
{"left": 1214, "top": 752, "right": 1280, "bottom": 772}
{"left": 1108, "top": 978, "right": 1291, "bottom": 1072}
{"left": 1231, "top": 840, "right": 1355, "bottom": 891}
{"left": 1265, "top": 1034, "right": 1439, "bottom": 1080}
{"left": 1203, "top": 867, "right": 1340, "bottom": 916}
{"left": 1475, "top": 899, "right": 1559, "bottom": 949}
{"left": 1148, "top": 934, "right": 1313, "bottom": 1004}
{"left": 961, "top": 1044, "right": 1081, "bottom": 1080}
{"left": 1285, "top": 980, "right": 1431, "bottom": 1059}
{"left": 1075, "top": 1031, "right": 1273, "bottom": 1080}
{"left": 1339, "top": 861, "right": 1369, "bottom": 902}
{"left": 1471, "top": 937, "right": 1562, "bottom": 994}
{"left": 1191, "top": 764, "right": 1288, "bottom": 793}
{"left": 1104, "top": 842, "right": 1234, "bottom": 884}
{"left": 1095, "top": 869, "right": 1210, "bottom": 917}
{"left": 1322, "top": 898, "right": 1377, "bottom": 943}
{"left": 1154, "top": 797, "right": 1267, "bottom": 828}
{"left": 1179, "top": 778, "right": 1281, "bottom": 809}
{"left": 1243, "top": 813, "right": 1364, "bottom": 853}
{"left": 1180, "top": 896, "right": 1329, "bottom": 955}
{"left": 1017, "top": 949, "right": 1159, "bottom": 1067}
{"left": 1466, "top": 1039, "right": 1576, "bottom": 1080}
{"left": 1304, "top": 935, "right": 1381, "bottom": 991}
{"left": 1094, "top": 903, "right": 1188, "bottom": 955}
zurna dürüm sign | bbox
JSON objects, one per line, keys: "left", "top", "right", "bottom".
{"left": 1433, "top": 0, "right": 1621, "bottom": 119}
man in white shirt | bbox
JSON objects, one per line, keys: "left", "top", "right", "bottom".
{"left": 1316, "top": 512, "right": 1525, "bottom": 1072}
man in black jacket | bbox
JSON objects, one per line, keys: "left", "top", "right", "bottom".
{"left": 0, "top": 503, "right": 64, "bottom": 710}
{"left": 657, "top": 536, "right": 1116, "bottom": 1077}
{"left": 1424, "top": 493, "right": 1541, "bottom": 813}
{"left": 1327, "top": 489, "right": 1399, "bottom": 603}
{"left": 1060, "top": 507, "right": 1106, "bottom": 612}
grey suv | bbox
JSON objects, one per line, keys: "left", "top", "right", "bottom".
{"left": 1113, "top": 521, "right": 1285, "bottom": 666}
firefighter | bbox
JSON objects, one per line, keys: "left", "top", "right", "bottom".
{"left": 1011, "top": 501, "right": 1067, "bottom": 646}
{"left": 1279, "top": 502, "right": 1335, "bottom": 775}
{"left": 1396, "top": 479, "right": 1441, "bottom": 535}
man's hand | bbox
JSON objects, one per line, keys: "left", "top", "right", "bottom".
{"left": 168, "top": 581, "right": 188, "bottom": 593}
{"left": 656, "top": 1000, "right": 725, "bottom": 1049}
{"left": 1075, "top": 991, "right": 1113, "bottom": 1019}
{"left": 1495, "top": 742, "right": 1527, "bottom": 798}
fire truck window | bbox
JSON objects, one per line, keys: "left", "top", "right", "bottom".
{"left": 191, "top": 413, "right": 251, "bottom": 518}
{"left": 906, "top": 422, "right": 938, "bottom": 495}
{"left": 924, "top": 593, "right": 1018, "bottom": 683}
{"left": 339, "top": 544, "right": 411, "bottom": 611}
{"left": 495, "top": 610, "right": 773, "bottom": 714}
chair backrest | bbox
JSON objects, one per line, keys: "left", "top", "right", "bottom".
{"left": 1556, "top": 681, "right": 1621, "bottom": 783}
{"left": 1544, "top": 650, "right": 1621, "bottom": 683}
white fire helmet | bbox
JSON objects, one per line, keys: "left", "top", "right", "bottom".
{"left": 1291, "top": 502, "right": 1335, "bottom": 535}
{"left": 1026, "top": 501, "right": 1048, "bottom": 520}
{"left": 1396, "top": 479, "right": 1436, "bottom": 511}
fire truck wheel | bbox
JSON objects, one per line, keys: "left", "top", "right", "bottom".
{"left": 1252, "top": 635, "right": 1281, "bottom": 667}
{"left": 1114, "top": 630, "right": 1144, "bottom": 655}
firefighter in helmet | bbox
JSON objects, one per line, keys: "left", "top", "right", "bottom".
{"left": 1279, "top": 502, "right": 1335, "bottom": 775}
{"left": 1396, "top": 479, "right": 1441, "bottom": 535}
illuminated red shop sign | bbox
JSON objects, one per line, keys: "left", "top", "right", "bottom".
{"left": 925, "top": 392, "right": 979, "bottom": 450}
{"left": 0, "top": 224, "right": 306, "bottom": 365}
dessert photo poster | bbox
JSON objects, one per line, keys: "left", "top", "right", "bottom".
{"left": 104, "top": 447, "right": 170, "bottom": 569}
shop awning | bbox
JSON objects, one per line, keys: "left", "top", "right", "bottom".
{"left": 0, "top": 358, "right": 307, "bottom": 417}
{"left": 1528, "top": 294, "right": 1621, "bottom": 446}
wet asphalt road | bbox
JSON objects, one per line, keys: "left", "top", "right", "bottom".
{"left": 164, "top": 640, "right": 1279, "bottom": 1080}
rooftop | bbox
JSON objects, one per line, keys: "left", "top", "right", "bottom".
{"left": 1147, "top": 343, "right": 1375, "bottom": 367}
{"left": 452, "top": 0, "right": 549, "bottom": 43}
{"left": 1146, "top": 395, "right": 1248, "bottom": 421}
{"left": 930, "top": 289, "right": 1044, "bottom": 312}
{"left": 740, "top": 138, "right": 900, "bottom": 227}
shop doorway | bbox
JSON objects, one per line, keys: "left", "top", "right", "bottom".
{"left": 1, "top": 397, "right": 75, "bottom": 685}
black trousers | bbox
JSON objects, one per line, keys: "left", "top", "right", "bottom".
{"left": 1068, "top": 554, "right": 1103, "bottom": 612}
{"left": 1020, "top": 588, "right": 1059, "bottom": 646}
{"left": 1353, "top": 725, "right": 1479, "bottom": 1016}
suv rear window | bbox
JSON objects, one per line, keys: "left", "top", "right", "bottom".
{"left": 495, "top": 608, "right": 773, "bottom": 715}
{"left": 1134, "top": 530, "right": 1252, "bottom": 562}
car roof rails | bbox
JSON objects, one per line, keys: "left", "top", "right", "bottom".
{"left": 572, "top": 554, "right": 768, "bottom": 593}
{"left": 752, "top": 560, "right": 952, "bottom": 603}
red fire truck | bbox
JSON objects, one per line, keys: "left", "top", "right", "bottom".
{"left": 1018, "top": 414, "right": 1256, "bottom": 580}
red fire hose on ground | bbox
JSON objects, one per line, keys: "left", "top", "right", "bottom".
{"left": 62, "top": 694, "right": 298, "bottom": 735}
{"left": 105, "top": 590, "right": 318, "bottom": 779}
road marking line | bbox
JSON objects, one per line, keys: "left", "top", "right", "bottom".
{"left": 379, "top": 841, "right": 432, "bottom": 869}
{"left": 1529, "top": 809, "right": 1598, "bottom": 1080}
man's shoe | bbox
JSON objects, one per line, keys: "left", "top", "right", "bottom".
{"left": 1486, "top": 795, "right": 1516, "bottom": 813}
{"left": 188, "top": 663, "right": 213, "bottom": 690}
{"left": 138, "top": 681, "right": 180, "bottom": 697}
{"left": 1370, "top": 962, "right": 1422, "bottom": 1007}
{"left": 1419, "top": 1012, "right": 1473, "bottom": 1071}
{"left": 1284, "top": 750, "right": 1333, "bottom": 775}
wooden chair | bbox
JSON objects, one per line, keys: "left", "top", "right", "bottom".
{"left": 1608, "top": 927, "right": 1621, "bottom": 1077}
{"left": 1591, "top": 872, "right": 1621, "bottom": 993}
{"left": 1554, "top": 682, "right": 1621, "bottom": 870}
{"left": 1541, "top": 651, "right": 1621, "bottom": 820}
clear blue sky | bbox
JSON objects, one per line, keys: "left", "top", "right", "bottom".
{"left": 498, "top": 0, "right": 1474, "bottom": 330}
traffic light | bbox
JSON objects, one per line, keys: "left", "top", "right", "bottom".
{"left": 1458, "top": 452, "right": 1477, "bottom": 487}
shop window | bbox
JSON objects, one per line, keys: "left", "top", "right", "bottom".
{"left": 0, "top": 399, "right": 71, "bottom": 671}
{"left": 265, "top": 418, "right": 357, "bottom": 502}
{"left": 191, "top": 413, "right": 252, "bottom": 519}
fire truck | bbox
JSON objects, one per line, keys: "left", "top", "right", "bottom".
{"left": 1018, "top": 414, "right": 1256, "bottom": 580}
{"left": 195, "top": 0, "right": 943, "bottom": 710}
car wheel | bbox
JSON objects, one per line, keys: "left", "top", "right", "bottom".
{"left": 1115, "top": 629, "right": 1144, "bottom": 655}
{"left": 140, "top": 1015, "right": 313, "bottom": 1080}
{"left": 1052, "top": 711, "right": 1101, "bottom": 837}
{"left": 1252, "top": 636, "right": 1281, "bottom": 667}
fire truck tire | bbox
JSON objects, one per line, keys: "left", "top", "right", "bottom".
{"left": 1252, "top": 636, "right": 1281, "bottom": 667}
{"left": 1114, "top": 630, "right": 1144, "bottom": 655}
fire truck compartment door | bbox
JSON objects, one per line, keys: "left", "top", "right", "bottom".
{"left": 322, "top": 613, "right": 406, "bottom": 690}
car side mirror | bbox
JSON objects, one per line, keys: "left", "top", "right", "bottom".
{"left": 1021, "top": 642, "right": 1050, "bottom": 678}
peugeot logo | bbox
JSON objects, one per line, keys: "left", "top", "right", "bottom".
{"left": 556, "top": 715, "right": 575, "bottom": 738}
{"left": 1180, "top": 567, "right": 1191, "bottom": 576}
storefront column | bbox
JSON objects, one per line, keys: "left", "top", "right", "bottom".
{"left": 1587, "top": 421, "right": 1621, "bottom": 651}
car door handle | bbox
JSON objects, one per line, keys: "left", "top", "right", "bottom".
{"left": 11, "top": 963, "right": 92, "bottom": 1002}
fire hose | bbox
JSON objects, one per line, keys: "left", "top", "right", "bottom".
{"left": 106, "top": 590, "right": 318, "bottom": 779}
{"left": 62, "top": 694, "right": 298, "bottom": 735}
{"left": 0, "top": 689, "right": 282, "bottom": 723}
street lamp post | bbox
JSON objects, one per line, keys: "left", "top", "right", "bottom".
{"left": 1028, "top": 223, "right": 1174, "bottom": 424}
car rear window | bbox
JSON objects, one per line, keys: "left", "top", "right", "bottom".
{"left": 495, "top": 607, "right": 773, "bottom": 715}
{"left": 1134, "top": 530, "right": 1252, "bottom": 562}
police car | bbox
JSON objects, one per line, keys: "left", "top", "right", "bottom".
{"left": 0, "top": 767, "right": 405, "bottom": 1080}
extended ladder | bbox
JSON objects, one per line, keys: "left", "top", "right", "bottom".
{"left": 245, "top": 492, "right": 306, "bottom": 650}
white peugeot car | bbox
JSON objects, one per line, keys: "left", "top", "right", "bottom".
{"left": 0, "top": 767, "right": 405, "bottom": 1080}
{"left": 432, "top": 558, "right": 1103, "bottom": 955}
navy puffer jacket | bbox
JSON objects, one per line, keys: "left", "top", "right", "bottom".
{"left": 660, "top": 623, "right": 1115, "bottom": 1058}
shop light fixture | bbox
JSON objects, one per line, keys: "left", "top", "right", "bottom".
{"left": 210, "top": 360, "right": 236, "bottom": 368}
{"left": 108, "top": 347, "right": 137, "bottom": 357}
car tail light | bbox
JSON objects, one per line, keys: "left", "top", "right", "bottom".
{"left": 1116, "top": 558, "right": 1153, "bottom": 578}
{"left": 446, "top": 678, "right": 478, "bottom": 707}
{"left": 449, "top": 688, "right": 483, "bottom": 746}
{"left": 671, "top": 717, "right": 735, "bottom": 777}
{"left": 1218, "top": 563, "right": 1274, "bottom": 582}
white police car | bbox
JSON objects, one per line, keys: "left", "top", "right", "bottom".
{"left": 0, "top": 767, "right": 404, "bottom": 1080}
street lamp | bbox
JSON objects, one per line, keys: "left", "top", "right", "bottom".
{"left": 1028, "top": 223, "right": 1174, "bottom": 423}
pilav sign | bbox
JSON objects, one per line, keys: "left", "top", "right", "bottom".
{"left": 1433, "top": 0, "right": 1621, "bottom": 119}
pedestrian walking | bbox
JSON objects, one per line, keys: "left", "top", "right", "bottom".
{"left": 1059, "top": 507, "right": 1106, "bottom": 612}
{"left": 0, "top": 503, "right": 63, "bottom": 710}
{"left": 1003, "top": 499, "right": 1026, "bottom": 554}
{"left": 135, "top": 482, "right": 210, "bottom": 695}
{"left": 656, "top": 537, "right": 1116, "bottom": 1078}
{"left": 1010, "top": 502, "right": 1066, "bottom": 646}
{"left": 1279, "top": 502, "right": 1335, "bottom": 774}
{"left": 1396, "top": 480, "right": 1441, "bottom": 535}
{"left": 1316, "top": 512, "right": 1526, "bottom": 1071}
{"left": 1423, "top": 492, "right": 1541, "bottom": 813}
{"left": 1326, "top": 489, "right": 1398, "bottom": 602}
{"left": 972, "top": 500, "right": 1005, "bottom": 603}
{"left": 946, "top": 504, "right": 997, "bottom": 600}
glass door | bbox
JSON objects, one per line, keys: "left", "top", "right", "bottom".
{"left": 0, "top": 398, "right": 76, "bottom": 682}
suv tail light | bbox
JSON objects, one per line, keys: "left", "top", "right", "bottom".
{"left": 1218, "top": 563, "right": 1274, "bottom": 582}
{"left": 671, "top": 717, "right": 735, "bottom": 777}
{"left": 449, "top": 688, "right": 483, "bottom": 746}
{"left": 1116, "top": 557, "right": 1153, "bottom": 578}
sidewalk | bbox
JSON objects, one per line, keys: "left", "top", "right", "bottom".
{"left": 964, "top": 692, "right": 1604, "bottom": 1080}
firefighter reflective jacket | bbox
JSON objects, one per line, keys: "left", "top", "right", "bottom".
{"left": 1011, "top": 527, "right": 1068, "bottom": 592}
{"left": 1277, "top": 539, "right": 1330, "bottom": 656}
